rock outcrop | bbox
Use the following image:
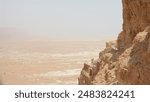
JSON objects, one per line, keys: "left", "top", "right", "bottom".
{"left": 78, "top": 0, "right": 150, "bottom": 85}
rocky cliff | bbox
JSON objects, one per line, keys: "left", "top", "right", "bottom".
{"left": 78, "top": 0, "right": 150, "bottom": 85}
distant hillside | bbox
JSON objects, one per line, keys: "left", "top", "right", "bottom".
{"left": 0, "top": 27, "right": 37, "bottom": 42}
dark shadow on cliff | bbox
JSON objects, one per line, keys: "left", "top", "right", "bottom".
{"left": 127, "top": 32, "right": 150, "bottom": 84}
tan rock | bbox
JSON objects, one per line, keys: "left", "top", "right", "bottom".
{"left": 78, "top": 0, "right": 150, "bottom": 85}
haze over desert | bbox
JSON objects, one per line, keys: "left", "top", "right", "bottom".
{"left": 0, "top": 0, "right": 122, "bottom": 85}
{"left": 0, "top": 40, "right": 106, "bottom": 84}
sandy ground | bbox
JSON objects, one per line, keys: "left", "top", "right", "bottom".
{"left": 0, "top": 41, "right": 105, "bottom": 85}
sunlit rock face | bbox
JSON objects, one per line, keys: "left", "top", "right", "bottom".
{"left": 118, "top": 0, "right": 150, "bottom": 49}
{"left": 78, "top": 0, "right": 150, "bottom": 85}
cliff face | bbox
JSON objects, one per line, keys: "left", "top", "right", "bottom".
{"left": 78, "top": 0, "right": 150, "bottom": 85}
{"left": 118, "top": 0, "right": 150, "bottom": 49}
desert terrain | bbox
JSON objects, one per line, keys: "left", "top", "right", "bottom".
{"left": 0, "top": 41, "right": 105, "bottom": 84}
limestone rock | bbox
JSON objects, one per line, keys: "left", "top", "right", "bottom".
{"left": 118, "top": 0, "right": 150, "bottom": 48}
{"left": 117, "top": 28, "right": 150, "bottom": 84}
{"left": 78, "top": 0, "right": 150, "bottom": 85}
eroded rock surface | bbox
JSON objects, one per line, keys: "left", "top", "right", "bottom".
{"left": 78, "top": 0, "right": 150, "bottom": 85}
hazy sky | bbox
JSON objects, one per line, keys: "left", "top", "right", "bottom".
{"left": 0, "top": 0, "right": 122, "bottom": 41}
